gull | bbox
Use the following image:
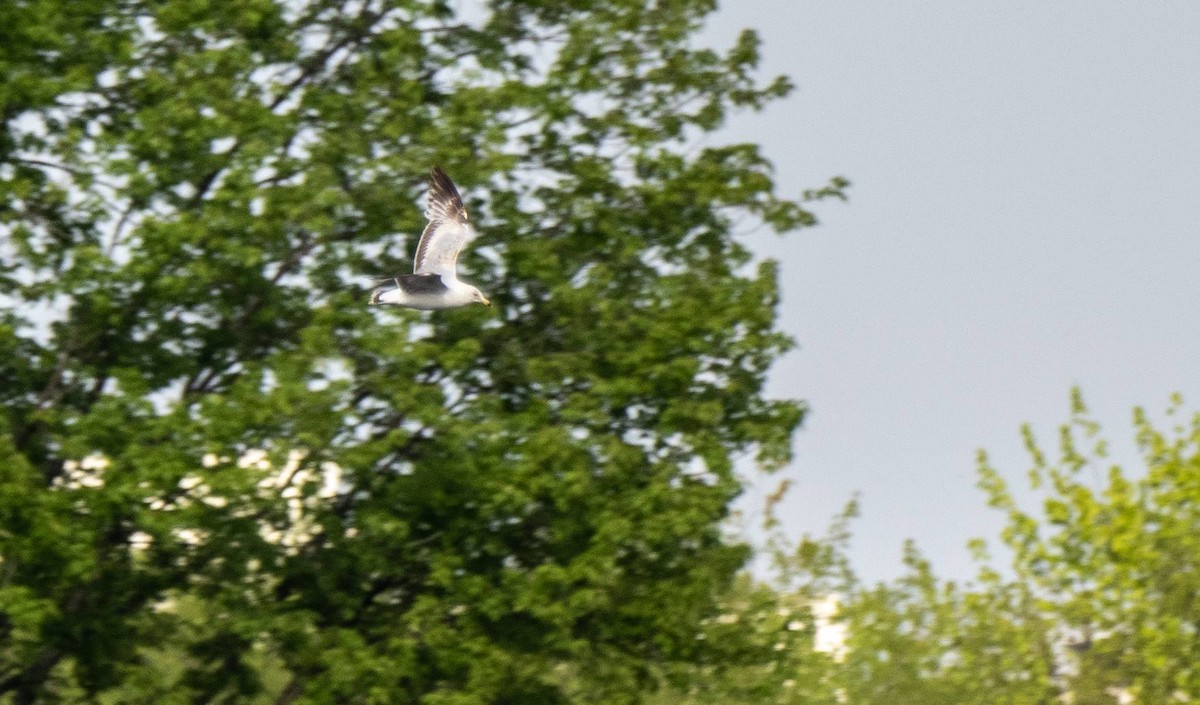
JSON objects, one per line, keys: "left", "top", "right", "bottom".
{"left": 369, "top": 167, "right": 491, "bottom": 309}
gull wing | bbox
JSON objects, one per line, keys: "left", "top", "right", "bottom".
{"left": 413, "top": 167, "right": 475, "bottom": 279}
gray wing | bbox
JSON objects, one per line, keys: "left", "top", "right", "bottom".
{"left": 397, "top": 273, "right": 449, "bottom": 294}
{"left": 412, "top": 167, "right": 475, "bottom": 278}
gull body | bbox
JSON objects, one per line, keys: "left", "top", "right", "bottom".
{"left": 372, "top": 273, "right": 488, "bottom": 310}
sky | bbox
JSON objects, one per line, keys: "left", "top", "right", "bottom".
{"left": 705, "top": 3, "right": 1200, "bottom": 582}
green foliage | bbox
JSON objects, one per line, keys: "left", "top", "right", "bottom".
{"left": 660, "top": 393, "right": 1200, "bottom": 705}
{"left": 976, "top": 391, "right": 1200, "bottom": 703}
{"left": 0, "top": 0, "right": 832, "bottom": 702}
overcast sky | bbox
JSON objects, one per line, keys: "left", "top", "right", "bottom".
{"left": 706, "top": 3, "right": 1200, "bottom": 582}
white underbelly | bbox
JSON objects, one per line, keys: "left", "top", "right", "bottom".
{"left": 376, "top": 287, "right": 466, "bottom": 310}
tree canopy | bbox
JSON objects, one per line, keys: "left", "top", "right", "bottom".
{"left": 0, "top": 0, "right": 843, "bottom": 702}
{"left": 660, "top": 393, "right": 1200, "bottom": 705}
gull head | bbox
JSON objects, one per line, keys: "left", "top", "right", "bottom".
{"left": 470, "top": 286, "right": 491, "bottom": 307}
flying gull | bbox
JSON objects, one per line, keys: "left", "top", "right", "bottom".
{"left": 369, "top": 167, "right": 491, "bottom": 309}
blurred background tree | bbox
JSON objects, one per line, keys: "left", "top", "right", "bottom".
{"left": 658, "top": 394, "right": 1200, "bottom": 705}
{"left": 0, "top": 0, "right": 843, "bottom": 702}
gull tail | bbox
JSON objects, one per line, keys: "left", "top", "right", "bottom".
{"left": 368, "top": 275, "right": 400, "bottom": 305}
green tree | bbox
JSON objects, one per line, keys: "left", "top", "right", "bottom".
{"left": 664, "top": 393, "right": 1200, "bottom": 705}
{"left": 647, "top": 496, "right": 857, "bottom": 705}
{"left": 976, "top": 391, "right": 1200, "bottom": 703}
{"left": 0, "top": 0, "right": 844, "bottom": 702}
{"left": 653, "top": 500, "right": 1059, "bottom": 705}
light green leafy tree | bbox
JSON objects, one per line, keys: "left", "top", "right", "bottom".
{"left": 0, "top": 0, "right": 846, "bottom": 702}
{"left": 976, "top": 391, "right": 1200, "bottom": 703}
{"left": 664, "top": 393, "right": 1200, "bottom": 705}
{"left": 841, "top": 393, "right": 1200, "bottom": 704}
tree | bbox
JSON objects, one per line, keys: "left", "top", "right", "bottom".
{"left": 0, "top": 0, "right": 844, "bottom": 702}
{"left": 976, "top": 391, "right": 1200, "bottom": 703}
{"left": 650, "top": 498, "right": 1060, "bottom": 705}
{"left": 681, "top": 392, "right": 1200, "bottom": 705}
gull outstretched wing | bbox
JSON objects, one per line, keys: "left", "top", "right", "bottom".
{"left": 412, "top": 167, "right": 475, "bottom": 279}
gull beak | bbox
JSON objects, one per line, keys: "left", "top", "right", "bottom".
{"left": 482, "top": 297, "right": 491, "bottom": 307}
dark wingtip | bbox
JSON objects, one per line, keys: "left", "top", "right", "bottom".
{"left": 430, "top": 165, "right": 450, "bottom": 188}
{"left": 429, "top": 166, "right": 463, "bottom": 208}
